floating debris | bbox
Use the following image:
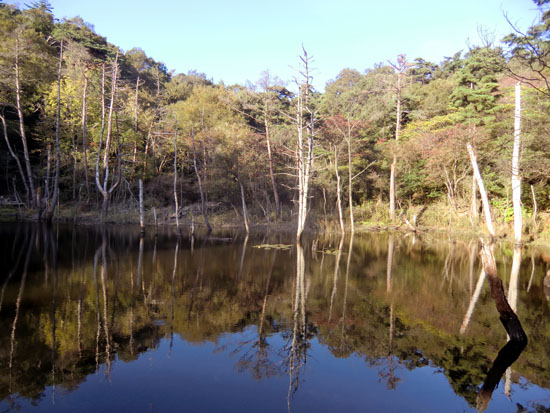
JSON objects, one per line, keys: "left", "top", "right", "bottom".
{"left": 253, "top": 244, "right": 293, "bottom": 250}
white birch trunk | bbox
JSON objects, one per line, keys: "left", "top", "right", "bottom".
{"left": 14, "top": 37, "right": 38, "bottom": 210}
{"left": 239, "top": 175, "right": 249, "bottom": 233}
{"left": 295, "top": 49, "right": 314, "bottom": 241}
{"left": 471, "top": 175, "right": 478, "bottom": 220}
{"left": 173, "top": 119, "right": 179, "bottom": 233}
{"left": 512, "top": 82, "right": 522, "bottom": 244}
{"left": 139, "top": 179, "right": 145, "bottom": 233}
{"left": 334, "top": 147, "right": 345, "bottom": 233}
{"left": 467, "top": 143, "right": 495, "bottom": 237}
{"left": 47, "top": 40, "right": 63, "bottom": 221}
{"left": 347, "top": 120, "right": 354, "bottom": 233}
{"left": 531, "top": 184, "right": 537, "bottom": 226}
{"left": 81, "top": 74, "right": 89, "bottom": 199}
{"left": 389, "top": 71, "right": 402, "bottom": 221}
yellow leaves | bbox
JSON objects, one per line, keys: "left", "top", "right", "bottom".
{"left": 400, "top": 114, "right": 457, "bottom": 142}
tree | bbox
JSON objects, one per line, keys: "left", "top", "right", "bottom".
{"left": 512, "top": 83, "right": 522, "bottom": 243}
{"left": 294, "top": 48, "right": 315, "bottom": 240}
{"left": 95, "top": 52, "right": 122, "bottom": 217}
{"left": 321, "top": 68, "right": 375, "bottom": 231}
{"left": 449, "top": 46, "right": 505, "bottom": 124}
{"left": 0, "top": 4, "right": 55, "bottom": 213}
{"left": 388, "top": 54, "right": 409, "bottom": 220}
{"left": 257, "top": 70, "right": 283, "bottom": 218}
{"left": 503, "top": 0, "right": 550, "bottom": 96}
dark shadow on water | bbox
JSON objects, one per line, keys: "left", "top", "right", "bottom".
{"left": 477, "top": 339, "right": 527, "bottom": 412}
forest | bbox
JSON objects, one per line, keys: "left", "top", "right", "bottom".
{"left": 1, "top": 0, "right": 550, "bottom": 239}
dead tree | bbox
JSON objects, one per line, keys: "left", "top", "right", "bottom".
{"left": 46, "top": 40, "right": 63, "bottom": 221}
{"left": 388, "top": 55, "right": 408, "bottom": 221}
{"left": 95, "top": 54, "right": 122, "bottom": 218}
{"left": 295, "top": 47, "right": 315, "bottom": 241}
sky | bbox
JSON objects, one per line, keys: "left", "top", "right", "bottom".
{"left": 7, "top": 0, "right": 544, "bottom": 90}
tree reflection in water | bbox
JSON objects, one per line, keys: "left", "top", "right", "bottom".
{"left": 381, "top": 234, "right": 400, "bottom": 390}
{"left": 232, "top": 250, "right": 282, "bottom": 381}
{"left": 476, "top": 242, "right": 527, "bottom": 412}
{"left": 0, "top": 225, "right": 548, "bottom": 412}
{"left": 287, "top": 242, "right": 309, "bottom": 410}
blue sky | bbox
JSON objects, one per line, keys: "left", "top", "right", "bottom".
{"left": 7, "top": 0, "right": 543, "bottom": 89}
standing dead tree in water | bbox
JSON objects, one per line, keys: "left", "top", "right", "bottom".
{"left": 467, "top": 143, "right": 495, "bottom": 238}
{"left": 466, "top": 138, "right": 528, "bottom": 411}
{"left": 476, "top": 241, "right": 527, "bottom": 412}
{"left": 295, "top": 47, "right": 315, "bottom": 241}
{"left": 479, "top": 242, "right": 527, "bottom": 342}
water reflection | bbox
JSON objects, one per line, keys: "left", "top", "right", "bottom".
{"left": 0, "top": 224, "right": 548, "bottom": 412}
{"left": 476, "top": 242, "right": 527, "bottom": 411}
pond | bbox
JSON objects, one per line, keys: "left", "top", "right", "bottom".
{"left": 0, "top": 223, "right": 549, "bottom": 412}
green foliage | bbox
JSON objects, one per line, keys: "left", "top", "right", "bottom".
{"left": 1, "top": 0, "right": 550, "bottom": 235}
{"left": 449, "top": 47, "right": 505, "bottom": 123}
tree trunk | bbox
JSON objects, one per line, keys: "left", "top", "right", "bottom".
{"left": 102, "top": 53, "right": 118, "bottom": 178}
{"left": 238, "top": 172, "right": 249, "bottom": 233}
{"left": 531, "top": 184, "right": 537, "bottom": 226}
{"left": 471, "top": 174, "right": 478, "bottom": 221}
{"left": 173, "top": 119, "right": 179, "bottom": 233}
{"left": 508, "top": 246, "right": 521, "bottom": 313}
{"left": 467, "top": 143, "right": 495, "bottom": 238}
{"left": 296, "top": 48, "right": 314, "bottom": 241}
{"left": 14, "top": 36, "right": 38, "bottom": 210}
{"left": 139, "top": 178, "right": 145, "bottom": 234}
{"left": 386, "top": 235, "right": 394, "bottom": 293}
{"left": 47, "top": 40, "right": 63, "bottom": 222}
{"left": 191, "top": 128, "right": 211, "bottom": 233}
{"left": 133, "top": 75, "right": 139, "bottom": 164}
{"left": 389, "top": 158, "right": 397, "bottom": 220}
{"left": 264, "top": 99, "right": 280, "bottom": 218}
{"left": 347, "top": 120, "right": 354, "bottom": 233}
{"left": 388, "top": 55, "right": 407, "bottom": 221}
{"left": 95, "top": 54, "right": 120, "bottom": 219}
{"left": 0, "top": 113, "right": 29, "bottom": 205}
{"left": 479, "top": 241, "right": 527, "bottom": 343}
{"left": 81, "top": 73, "right": 89, "bottom": 200}
{"left": 512, "top": 82, "right": 522, "bottom": 244}
{"left": 460, "top": 269, "right": 486, "bottom": 334}
{"left": 334, "top": 146, "right": 345, "bottom": 233}
{"left": 389, "top": 76, "right": 402, "bottom": 220}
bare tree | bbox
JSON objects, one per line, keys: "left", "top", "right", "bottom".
{"left": 387, "top": 55, "right": 408, "bottom": 221}
{"left": 13, "top": 31, "right": 40, "bottom": 212}
{"left": 191, "top": 127, "right": 211, "bottom": 233}
{"left": 467, "top": 143, "right": 496, "bottom": 238}
{"left": 173, "top": 118, "right": 180, "bottom": 233}
{"left": 258, "top": 71, "right": 282, "bottom": 218}
{"left": 0, "top": 110, "right": 29, "bottom": 202}
{"left": 512, "top": 82, "right": 522, "bottom": 244}
{"left": 46, "top": 40, "right": 63, "bottom": 221}
{"left": 295, "top": 47, "right": 315, "bottom": 241}
{"left": 95, "top": 54, "right": 122, "bottom": 217}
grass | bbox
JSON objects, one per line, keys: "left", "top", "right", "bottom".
{"left": 3, "top": 197, "right": 550, "bottom": 245}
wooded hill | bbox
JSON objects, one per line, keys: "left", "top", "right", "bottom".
{"left": 1, "top": 0, "right": 550, "bottom": 236}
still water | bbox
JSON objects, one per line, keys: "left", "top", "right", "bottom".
{"left": 0, "top": 223, "right": 549, "bottom": 412}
